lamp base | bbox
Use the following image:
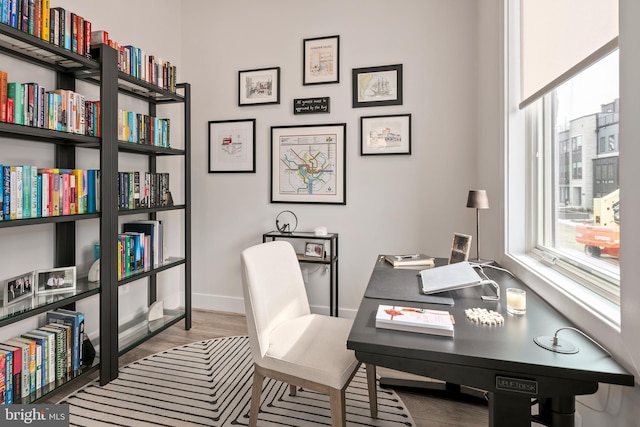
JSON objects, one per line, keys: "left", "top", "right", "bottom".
{"left": 470, "top": 258, "right": 494, "bottom": 266}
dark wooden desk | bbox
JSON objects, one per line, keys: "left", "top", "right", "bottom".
{"left": 347, "top": 257, "right": 634, "bottom": 427}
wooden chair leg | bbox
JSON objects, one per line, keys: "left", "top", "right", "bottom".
{"left": 289, "top": 384, "right": 297, "bottom": 396}
{"left": 329, "top": 387, "right": 347, "bottom": 427}
{"left": 249, "top": 365, "right": 265, "bottom": 427}
{"left": 365, "top": 363, "right": 378, "bottom": 418}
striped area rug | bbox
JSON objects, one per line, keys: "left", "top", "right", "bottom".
{"left": 61, "top": 335, "right": 415, "bottom": 426}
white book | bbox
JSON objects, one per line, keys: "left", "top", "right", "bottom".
{"left": 375, "top": 304, "right": 454, "bottom": 337}
{"left": 419, "top": 261, "right": 483, "bottom": 295}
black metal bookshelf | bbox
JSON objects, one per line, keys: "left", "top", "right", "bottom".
{"left": 0, "top": 22, "right": 191, "bottom": 397}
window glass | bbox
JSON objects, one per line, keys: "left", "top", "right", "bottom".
{"left": 528, "top": 50, "right": 619, "bottom": 301}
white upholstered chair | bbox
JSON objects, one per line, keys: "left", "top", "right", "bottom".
{"left": 241, "top": 240, "right": 378, "bottom": 427}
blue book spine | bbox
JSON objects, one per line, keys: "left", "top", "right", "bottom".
{"left": 46, "top": 312, "right": 80, "bottom": 372}
{"left": 1, "top": 0, "right": 7, "bottom": 25}
{"left": 3, "top": 166, "right": 9, "bottom": 220}
{"left": 8, "top": 0, "right": 16, "bottom": 28}
{"left": 3, "top": 350, "right": 13, "bottom": 404}
{"left": 0, "top": 164, "right": 3, "bottom": 221}
{"left": 87, "top": 170, "right": 96, "bottom": 213}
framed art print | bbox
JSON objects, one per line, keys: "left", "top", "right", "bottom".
{"left": 2, "top": 271, "right": 35, "bottom": 307}
{"left": 304, "top": 242, "right": 325, "bottom": 258}
{"left": 238, "top": 67, "right": 280, "bottom": 106}
{"left": 35, "top": 266, "right": 77, "bottom": 295}
{"left": 303, "top": 35, "right": 339, "bottom": 85}
{"left": 352, "top": 64, "right": 403, "bottom": 108}
{"left": 361, "top": 114, "right": 411, "bottom": 155}
{"left": 270, "top": 123, "right": 346, "bottom": 205}
{"left": 208, "top": 119, "right": 256, "bottom": 173}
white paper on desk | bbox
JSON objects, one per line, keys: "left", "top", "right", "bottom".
{"left": 419, "top": 261, "right": 483, "bottom": 294}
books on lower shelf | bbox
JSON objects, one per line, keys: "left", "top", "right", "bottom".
{"left": 375, "top": 304, "right": 455, "bottom": 337}
{"left": 0, "top": 309, "right": 86, "bottom": 403}
{"left": 384, "top": 254, "right": 435, "bottom": 268}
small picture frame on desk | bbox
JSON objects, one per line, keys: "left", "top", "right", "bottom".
{"left": 2, "top": 271, "right": 35, "bottom": 307}
{"left": 449, "top": 233, "right": 472, "bottom": 264}
{"left": 304, "top": 242, "right": 325, "bottom": 258}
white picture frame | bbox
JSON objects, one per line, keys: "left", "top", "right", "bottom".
{"left": 2, "top": 271, "right": 35, "bottom": 307}
{"left": 304, "top": 242, "right": 325, "bottom": 258}
{"left": 35, "top": 266, "right": 77, "bottom": 295}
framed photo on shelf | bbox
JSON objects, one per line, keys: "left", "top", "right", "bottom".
{"left": 360, "top": 113, "right": 411, "bottom": 155}
{"left": 270, "top": 123, "right": 347, "bottom": 205}
{"left": 449, "top": 233, "right": 473, "bottom": 264}
{"left": 238, "top": 67, "right": 280, "bottom": 106}
{"left": 208, "top": 119, "right": 256, "bottom": 173}
{"left": 35, "top": 266, "right": 77, "bottom": 295}
{"left": 352, "top": 64, "right": 403, "bottom": 108}
{"left": 303, "top": 35, "right": 339, "bottom": 85}
{"left": 2, "top": 271, "right": 35, "bottom": 307}
{"left": 304, "top": 242, "right": 325, "bottom": 258}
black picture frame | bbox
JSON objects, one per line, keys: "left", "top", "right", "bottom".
{"left": 352, "top": 64, "right": 403, "bottom": 108}
{"left": 208, "top": 119, "right": 256, "bottom": 173}
{"left": 303, "top": 35, "right": 340, "bottom": 85}
{"left": 270, "top": 123, "right": 347, "bottom": 205}
{"left": 238, "top": 67, "right": 281, "bottom": 106}
{"left": 360, "top": 113, "right": 412, "bottom": 155}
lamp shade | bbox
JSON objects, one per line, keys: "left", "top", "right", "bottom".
{"left": 467, "top": 190, "right": 489, "bottom": 209}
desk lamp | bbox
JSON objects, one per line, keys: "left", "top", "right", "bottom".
{"left": 466, "top": 190, "right": 489, "bottom": 262}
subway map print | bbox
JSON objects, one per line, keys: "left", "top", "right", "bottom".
{"left": 278, "top": 132, "right": 338, "bottom": 197}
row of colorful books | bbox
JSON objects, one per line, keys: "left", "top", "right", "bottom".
{"left": 119, "top": 220, "right": 165, "bottom": 279}
{"left": 118, "top": 109, "right": 170, "bottom": 147}
{"left": 0, "top": 2, "right": 178, "bottom": 92}
{"left": 0, "top": 71, "right": 100, "bottom": 136}
{"left": 0, "top": 308, "right": 85, "bottom": 404}
{"left": 118, "top": 171, "right": 171, "bottom": 210}
{"left": 0, "top": 165, "right": 100, "bottom": 221}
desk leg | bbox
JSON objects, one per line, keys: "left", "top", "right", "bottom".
{"left": 379, "top": 378, "right": 488, "bottom": 406}
{"left": 488, "top": 393, "right": 532, "bottom": 427}
{"left": 533, "top": 396, "right": 576, "bottom": 427}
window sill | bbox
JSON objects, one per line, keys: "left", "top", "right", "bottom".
{"left": 501, "top": 251, "right": 621, "bottom": 337}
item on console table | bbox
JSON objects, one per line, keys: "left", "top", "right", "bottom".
{"left": 375, "top": 304, "right": 454, "bottom": 337}
{"left": 383, "top": 254, "right": 435, "bottom": 268}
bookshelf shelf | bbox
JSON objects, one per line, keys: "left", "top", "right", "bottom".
{"left": 118, "top": 308, "right": 186, "bottom": 355}
{"left": 0, "top": 17, "right": 191, "bottom": 399}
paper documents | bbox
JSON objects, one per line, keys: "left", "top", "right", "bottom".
{"left": 419, "top": 261, "right": 483, "bottom": 295}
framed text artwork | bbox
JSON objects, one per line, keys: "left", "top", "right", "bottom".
{"left": 352, "top": 64, "right": 403, "bottom": 108}
{"left": 360, "top": 114, "right": 411, "bottom": 155}
{"left": 208, "top": 119, "right": 256, "bottom": 173}
{"left": 238, "top": 67, "right": 280, "bottom": 106}
{"left": 270, "top": 123, "right": 346, "bottom": 205}
{"left": 303, "top": 35, "right": 340, "bottom": 85}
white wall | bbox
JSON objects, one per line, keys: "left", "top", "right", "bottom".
{"left": 182, "top": 0, "right": 482, "bottom": 315}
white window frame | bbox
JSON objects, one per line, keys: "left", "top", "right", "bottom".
{"left": 502, "top": 0, "right": 621, "bottom": 334}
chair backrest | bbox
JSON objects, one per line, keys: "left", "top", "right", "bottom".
{"left": 241, "top": 240, "right": 311, "bottom": 361}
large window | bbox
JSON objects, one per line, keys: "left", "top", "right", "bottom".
{"left": 525, "top": 50, "right": 620, "bottom": 303}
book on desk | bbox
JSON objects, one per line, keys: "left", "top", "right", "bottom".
{"left": 375, "top": 304, "right": 454, "bottom": 337}
{"left": 384, "top": 254, "right": 435, "bottom": 268}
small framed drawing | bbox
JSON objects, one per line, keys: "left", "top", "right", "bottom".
{"left": 208, "top": 119, "right": 256, "bottom": 173}
{"left": 352, "top": 64, "right": 403, "bottom": 108}
{"left": 303, "top": 35, "right": 339, "bottom": 85}
{"left": 270, "top": 123, "right": 347, "bottom": 205}
{"left": 238, "top": 67, "right": 280, "bottom": 106}
{"left": 35, "top": 266, "right": 77, "bottom": 295}
{"left": 2, "top": 271, "right": 35, "bottom": 307}
{"left": 449, "top": 233, "right": 473, "bottom": 264}
{"left": 305, "top": 242, "right": 325, "bottom": 258}
{"left": 360, "top": 114, "right": 411, "bottom": 155}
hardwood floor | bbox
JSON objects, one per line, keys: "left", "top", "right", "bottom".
{"left": 45, "top": 309, "right": 488, "bottom": 426}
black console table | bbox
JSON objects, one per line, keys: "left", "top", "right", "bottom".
{"left": 262, "top": 231, "right": 339, "bottom": 317}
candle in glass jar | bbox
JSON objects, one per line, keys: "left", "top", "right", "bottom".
{"left": 506, "top": 288, "right": 526, "bottom": 314}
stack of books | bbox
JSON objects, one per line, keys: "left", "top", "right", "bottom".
{"left": 383, "top": 254, "right": 435, "bottom": 268}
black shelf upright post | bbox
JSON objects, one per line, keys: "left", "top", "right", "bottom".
{"left": 98, "top": 44, "right": 120, "bottom": 385}
{"left": 183, "top": 82, "right": 192, "bottom": 330}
